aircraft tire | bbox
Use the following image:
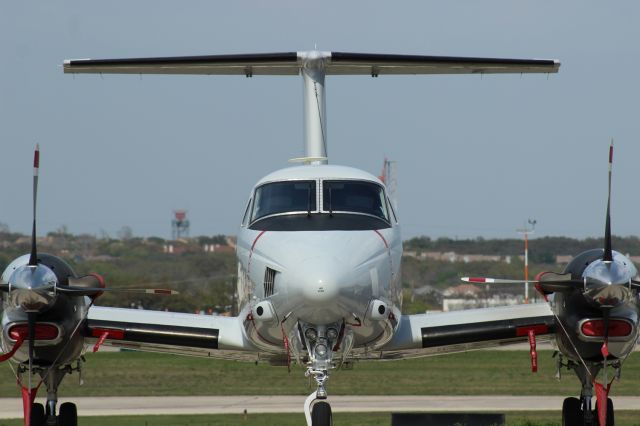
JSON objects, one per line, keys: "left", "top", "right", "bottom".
{"left": 29, "top": 403, "right": 45, "bottom": 426}
{"left": 607, "top": 398, "right": 614, "bottom": 426}
{"left": 311, "top": 401, "right": 333, "bottom": 426}
{"left": 561, "top": 397, "right": 582, "bottom": 426}
{"left": 594, "top": 398, "right": 614, "bottom": 426}
{"left": 58, "top": 402, "right": 78, "bottom": 426}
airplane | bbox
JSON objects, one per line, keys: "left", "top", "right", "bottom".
{"left": 463, "top": 142, "right": 639, "bottom": 426}
{"left": 1, "top": 51, "right": 560, "bottom": 426}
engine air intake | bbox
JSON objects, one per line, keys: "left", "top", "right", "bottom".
{"left": 8, "top": 323, "right": 59, "bottom": 341}
{"left": 264, "top": 267, "right": 276, "bottom": 297}
{"left": 581, "top": 319, "right": 633, "bottom": 337}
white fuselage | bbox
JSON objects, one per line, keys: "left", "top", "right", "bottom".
{"left": 236, "top": 164, "right": 402, "bottom": 357}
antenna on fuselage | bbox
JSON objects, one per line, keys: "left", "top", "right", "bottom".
{"left": 603, "top": 140, "right": 614, "bottom": 262}
{"left": 63, "top": 51, "right": 560, "bottom": 166}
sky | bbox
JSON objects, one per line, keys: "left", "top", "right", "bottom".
{"left": 1, "top": 1, "right": 639, "bottom": 240}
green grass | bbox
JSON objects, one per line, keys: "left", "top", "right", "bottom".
{"left": 2, "top": 412, "right": 640, "bottom": 426}
{"left": 2, "top": 350, "right": 639, "bottom": 397}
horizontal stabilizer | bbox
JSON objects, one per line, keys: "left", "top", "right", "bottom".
{"left": 64, "top": 51, "right": 560, "bottom": 76}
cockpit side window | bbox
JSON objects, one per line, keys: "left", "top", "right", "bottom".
{"left": 387, "top": 196, "right": 398, "bottom": 224}
{"left": 241, "top": 198, "right": 252, "bottom": 226}
{"left": 251, "top": 180, "right": 317, "bottom": 222}
{"left": 322, "top": 180, "right": 389, "bottom": 221}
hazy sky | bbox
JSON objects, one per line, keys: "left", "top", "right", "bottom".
{"left": 2, "top": 1, "right": 639, "bottom": 240}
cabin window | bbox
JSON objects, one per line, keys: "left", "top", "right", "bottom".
{"left": 251, "top": 180, "right": 317, "bottom": 222}
{"left": 322, "top": 180, "right": 389, "bottom": 221}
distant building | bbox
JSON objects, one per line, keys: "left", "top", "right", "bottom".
{"left": 442, "top": 295, "right": 522, "bottom": 312}
{"left": 556, "top": 255, "right": 573, "bottom": 264}
{"left": 404, "top": 251, "right": 509, "bottom": 263}
{"left": 442, "top": 284, "right": 483, "bottom": 298}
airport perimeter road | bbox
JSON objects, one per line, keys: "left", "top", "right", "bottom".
{"left": 2, "top": 395, "right": 640, "bottom": 418}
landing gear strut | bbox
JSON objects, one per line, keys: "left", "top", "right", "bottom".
{"left": 299, "top": 322, "right": 343, "bottom": 426}
{"left": 21, "top": 363, "right": 80, "bottom": 426}
{"left": 560, "top": 358, "right": 614, "bottom": 426}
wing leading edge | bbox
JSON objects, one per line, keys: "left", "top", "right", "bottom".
{"left": 85, "top": 306, "right": 258, "bottom": 358}
{"left": 380, "top": 303, "right": 555, "bottom": 358}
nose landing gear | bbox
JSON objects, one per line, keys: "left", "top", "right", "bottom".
{"left": 299, "top": 322, "right": 344, "bottom": 426}
{"left": 304, "top": 370, "right": 332, "bottom": 426}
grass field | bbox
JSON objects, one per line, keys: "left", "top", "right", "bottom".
{"left": 2, "top": 350, "right": 639, "bottom": 397}
{"left": 2, "top": 350, "right": 640, "bottom": 425}
{"left": 2, "top": 412, "right": 640, "bottom": 426}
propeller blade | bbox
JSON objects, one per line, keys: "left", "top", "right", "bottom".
{"left": 26, "top": 311, "right": 36, "bottom": 405}
{"left": 601, "top": 308, "right": 611, "bottom": 359}
{"left": 28, "top": 145, "right": 40, "bottom": 267}
{"left": 603, "top": 140, "right": 613, "bottom": 262}
{"left": 56, "top": 285, "right": 179, "bottom": 296}
{"left": 462, "top": 276, "right": 583, "bottom": 293}
{"left": 462, "top": 277, "right": 530, "bottom": 284}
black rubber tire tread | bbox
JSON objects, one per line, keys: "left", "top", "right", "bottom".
{"left": 311, "top": 401, "right": 333, "bottom": 426}
{"left": 58, "top": 402, "right": 78, "bottom": 426}
{"left": 29, "top": 403, "right": 45, "bottom": 426}
{"left": 607, "top": 398, "right": 614, "bottom": 426}
{"left": 562, "top": 397, "right": 583, "bottom": 426}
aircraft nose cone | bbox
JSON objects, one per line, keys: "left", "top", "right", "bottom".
{"left": 299, "top": 259, "right": 340, "bottom": 306}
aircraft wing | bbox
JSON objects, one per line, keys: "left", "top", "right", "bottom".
{"left": 63, "top": 52, "right": 559, "bottom": 76}
{"left": 379, "top": 303, "right": 555, "bottom": 359}
{"left": 84, "top": 306, "right": 258, "bottom": 359}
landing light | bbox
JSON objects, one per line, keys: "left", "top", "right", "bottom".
{"left": 327, "top": 328, "right": 338, "bottom": 341}
{"left": 315, "top": 343, "right": 328, "bottom": 357}
{"left": 305, "top": 328, "right": 318, "bottom": 341}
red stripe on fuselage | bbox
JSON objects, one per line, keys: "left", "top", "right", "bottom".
{"left": 251, "top": 230, "right": 267, "bottom": 252}
{"left": 373, "top": 230, "right": 388, "bottom": 248}
{"left": 248, "top": 230, "right": 267, "bottom": 273}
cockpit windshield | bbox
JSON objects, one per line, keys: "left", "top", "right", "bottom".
{"left": 322, "top": 180, "right": 389, "bottom": 221}
{"left": 251, "top": 180, "right": 316, "bottom": 222}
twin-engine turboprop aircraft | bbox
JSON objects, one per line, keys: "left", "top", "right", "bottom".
{"left": 0, "top": 51, "right": 564, "bottom": 426}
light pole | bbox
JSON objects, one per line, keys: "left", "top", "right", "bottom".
{"left": 517, "top": 219, "right": 537, "bottom": 304}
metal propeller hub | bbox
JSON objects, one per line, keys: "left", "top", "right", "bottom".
{"left": 8, "top": 264, "right": 58, "bottom": 312}
{"left": 582, "top": 256, "right": 636, "bottom": 308}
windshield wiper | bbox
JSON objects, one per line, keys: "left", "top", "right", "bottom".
{"left": 307, "top": 183, "right": 312, "bottom": 217}
{"left": 328, "top": 185, "right": 333, "bottom": 217}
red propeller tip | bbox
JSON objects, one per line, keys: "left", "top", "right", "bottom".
{"left": 609, "top": 144, "right": 613, "bottom": 165}
{"left": 33, "top": 146, "right": 40, "bottom": 169}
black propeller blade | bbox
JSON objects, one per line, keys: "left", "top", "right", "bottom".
{"left": 28, "top": 145, "right": 40, "bottom": 267}
{"left": 603, "top": 141, "right": 613, "bottom": 262}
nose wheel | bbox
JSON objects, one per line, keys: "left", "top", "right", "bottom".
{"left": 304, "top": 388, "right": 333, "bottom": 426}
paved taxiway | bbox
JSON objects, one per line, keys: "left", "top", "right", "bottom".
{"left": 2, "top": 395, "right": 640, "bottom": 418}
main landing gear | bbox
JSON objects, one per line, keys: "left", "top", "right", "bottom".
{"left": 559, "top": 358, "right": 615, "bottom": 426}
{"left": 29, "top": 401, "right": 77, "bottom": 426}
{"left": 21, "top": 363, "right": 80, "bottom": 426}
{"left": 562, "top": 396, "right": 614, "bottom": 426}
